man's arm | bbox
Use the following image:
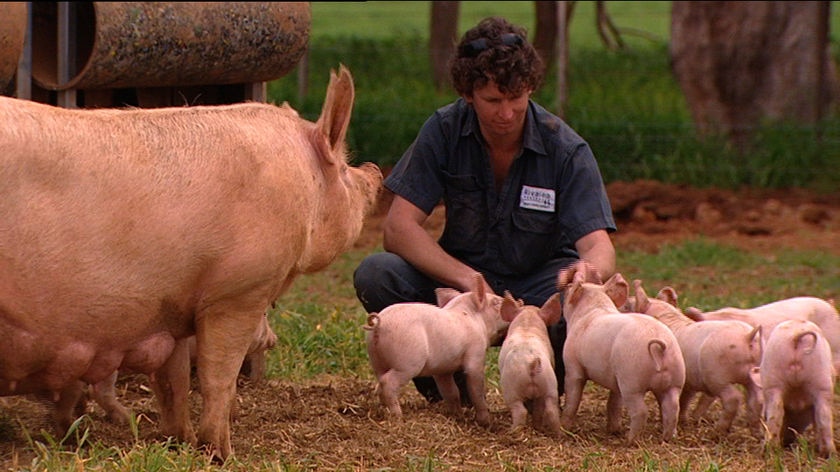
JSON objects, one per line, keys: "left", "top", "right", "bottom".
{"left": 574, "top": 229, "right": 616, "bottom": 282}
{"left": 383, "top": 195, "right": 492, "bottom": 294}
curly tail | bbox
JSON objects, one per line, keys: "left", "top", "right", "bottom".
{"left": 648, "top": 339, "right": 667, "bottom": 372}
{"left": 793, "top": 330, "right": 818, "bottom": 355}
{"left": 363, "top": 313, "right": 380, "bottom": 345}
{"left": 362, "top": 313, "right": 380, "bottom": 331}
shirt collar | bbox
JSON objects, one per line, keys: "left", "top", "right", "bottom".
{"left": 460, "top": 99, "right": 548, "bottom": 157}
{"left": 522, "top": 103, "right": 547, "bottom": 156}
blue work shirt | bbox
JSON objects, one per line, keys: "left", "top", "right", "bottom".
{"left": 385, "top": 98, "right": 616, "bottom": 277}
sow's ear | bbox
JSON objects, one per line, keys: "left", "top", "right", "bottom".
{"left": 313, "top": 64, "right": 354, "bottom": 165}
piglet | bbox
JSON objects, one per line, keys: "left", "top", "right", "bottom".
{"left": 364, "top": 273, "right": 508, "bottom": 427}
{"left": 77, "top": 312, "right": 278, "bottom": 428}
{"left": 557, "top": 262, "right": 685, "bottom": 444}
{"left": 750, "top": 319, "right": 836, "bottom": 457}
{"left": 632, "top": 280, "right": 762, "bottom": 435}
{"left": 497, "top": 292, "right": 563, "bottom": 436}
{"left": 686, "top": 297, "right": 840, "bottom": 374}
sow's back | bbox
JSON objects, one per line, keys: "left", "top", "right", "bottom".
{"left": 0, "top": 64, "right": 381, "bottom": 459}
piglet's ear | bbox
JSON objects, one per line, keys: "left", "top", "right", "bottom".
{"left": 471, "top": 272, "right": 488, "bottom": 309}
{"left": 657, "top": 287, "right": 678, "bottom": 307}
{"left": 435, "top": 287, "right": 461, "bottom": 307}
{"left": 604, "top": 273, "right": 629, "bottom": 308}
{"left": 557, "top": 263, "right": 581, "bottom": 290}
{"left": 500, "top": 291, "right": 521, "bottom": 322}
{"left": 566, "top": 277, "right": 583, "bottom": 306}
{"left": 633, "top": 279, "right": 650, "bottom": 313}
{"left": 540, "top": 293, "right": 563, "bottom": 325}
{"left": 684, "top": 307, "right": 704, "bottom": 321}
{"left": 557, "top": 260, "right": 601, "bottom": 290}
{"left": 582, "top": 262, "right": 602, "bottom": 284}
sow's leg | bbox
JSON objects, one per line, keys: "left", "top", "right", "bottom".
{"left": 149, "top": 338, "right": 196, "bottom": 446}
{"left": 194, "top": 306, "right": 263, "bottom": 460}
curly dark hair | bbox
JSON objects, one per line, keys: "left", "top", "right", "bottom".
{"left": 449, "top": 17, "right": 545, "bottom": 97}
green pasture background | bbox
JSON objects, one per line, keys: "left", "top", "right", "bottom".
{"left": 269, "top": 1, "right": 840, "bottom": 192}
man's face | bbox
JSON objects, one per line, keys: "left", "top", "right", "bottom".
{"left": 466, "top": 81, "right": 531, "bottom": 140}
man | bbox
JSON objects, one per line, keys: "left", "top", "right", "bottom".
{"left": 354, "top": 16, "right": 616, "bottom": 402}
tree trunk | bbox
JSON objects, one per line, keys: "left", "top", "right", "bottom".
{"left": 533, "top": 1, "right": 576, "bottom": 71}
{"left": 430, "top": 1, "right": 460, "bottom": 93}
{"left": 533, "top": 1, "right": 559, "bottom": 68}
{"left": 671, "top": 1, "right": 836, "bottom": 150}
{"left": 596, "top": 1, "right": 625, "bottom": 51}
{"left": 553, "top": 1, "right": 569, "bottom": 118}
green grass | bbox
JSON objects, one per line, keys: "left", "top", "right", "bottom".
{"left": 17, "top": 417, "right": 216, "bottom": 471}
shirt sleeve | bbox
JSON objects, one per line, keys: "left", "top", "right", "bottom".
{"left": 384, "top": 113, "right": 448, "bottom": 215}
{"left": 556, "top": 141, "right": 617, "bottom": 245}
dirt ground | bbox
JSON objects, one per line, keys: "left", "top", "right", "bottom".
{"left": 1, "top": 180, "right": 839, "bottom": 470}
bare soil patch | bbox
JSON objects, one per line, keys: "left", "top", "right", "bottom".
{"left": 1, "top": 180, "right": 838, "bottom": 470}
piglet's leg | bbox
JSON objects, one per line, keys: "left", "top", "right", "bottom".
{"left": 462, "top": 369, "right": 490, "bottom": 427}
{"left": 657, "top": 386, "right": 681, "bottom": 442}
{"left": 530, "top": 399, "right": 545, "bottom": 430}
{"left": 605, "top": 390, "right": 623, "bottom": 434}
{"left": 150, "top": 338, "right": 195, "bottom": 445}
{"left": 813, "top": 392, "right": 836, "bottom": 457}
{"left": 91, "top": 371, "right": 132, "bottom": 424}
{"left": 623, "top": 391, "right": 648, "bottom": 445}
{"left": 560, "top": 376, "right": 585, "bottom": 431}
{"left": 762, "top": 388, "right": 785, "bottom": 450}
{"left": 744, "top": 381, "right": 763, "bottom": 435}
{"left": 377, "top": 370, "right": 405, "bottom": 418}
{"left": 433, "top": 374, "right": 462, "bottom": 418}
{"left": 684, "top": 391, "right": 707, "bottom": 423}
{"left": 714, "top": 385, "right": 742, "bottom": 434}
{"left": 508, "top": 401, "right": 528, "bottom": 431}
{"left": 541, "top": 398, "right": 562, "bottom": 437}
{"left": 52, "top": 382, "right": 86, "bottom": 437}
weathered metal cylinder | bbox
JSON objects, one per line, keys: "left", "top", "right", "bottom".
{"left": 31, "top": 2, "right": 310, "bottom": 91}
{"left": 0, "top": 2, "right": 27, "bottom": 92}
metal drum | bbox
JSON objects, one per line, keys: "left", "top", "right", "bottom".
{"left": 31, "top": 2, "right": 310, "bottom": 90}
{"left": 0, "top": 2, "right": 27, "bottom": 92}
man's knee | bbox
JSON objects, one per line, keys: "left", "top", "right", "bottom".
{"left": 353, "top": 253, "right": 394, "bottom": 313}
{"left": 353, "top": 252, "right": 437, "bottom": 313}
{"left": 353, "top": 254, "right": 382, "bottom": 294}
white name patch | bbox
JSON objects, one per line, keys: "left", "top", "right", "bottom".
{"left": 520, "top": 185, "right": 555, "bottom": 212}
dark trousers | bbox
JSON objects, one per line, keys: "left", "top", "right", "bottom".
{"left": 353, "top": 252, "right": 574, "bottom": 400}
